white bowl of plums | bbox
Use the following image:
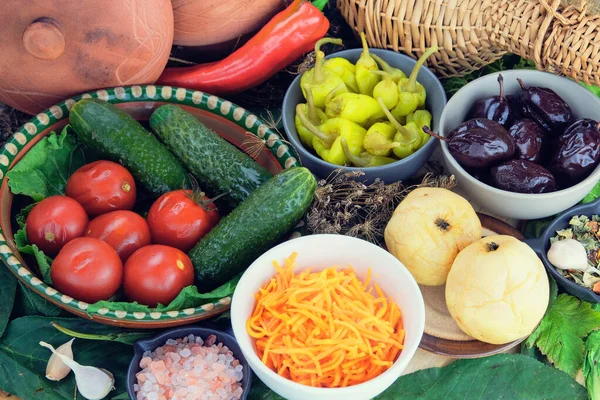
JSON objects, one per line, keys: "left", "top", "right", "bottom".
{"left": 438, "top": 70, "right": 600, "bottom": 220}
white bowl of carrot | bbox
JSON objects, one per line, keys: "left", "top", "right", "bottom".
{"left": 231, "top": 234, "right": 425, "bottom": 400}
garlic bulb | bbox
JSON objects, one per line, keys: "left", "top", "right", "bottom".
{"left": 40, "top": 341, "right": 114, "bottom": 400}
{"left": 45, "top": 338, "right": 74, "bottom": 381}
{"left": 547, "top": 239, "right": 589, "bottom": 272}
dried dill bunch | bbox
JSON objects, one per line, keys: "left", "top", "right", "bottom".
{"left": 0, "top": 104, "right": 29, "bottom": 144}
{"left": 306, "top": 169, "right": 456, "bottom": 245}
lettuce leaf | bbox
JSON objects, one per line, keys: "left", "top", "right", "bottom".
{"left": 86, "top": 274, "right": 240, "bottom": 314}
{"left": 524, "top": 294, "right": 600, "bottom": 377}
{"left": 6, "top": 126, "right": 88, "bottom": 201}
{"left": 13, "top": 204, "right": 52, "bottom": 284}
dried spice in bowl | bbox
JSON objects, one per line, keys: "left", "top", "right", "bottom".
{"left": 550, "top": 215, "right": 600, "bottom": 293}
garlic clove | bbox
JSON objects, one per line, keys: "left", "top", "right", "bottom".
{"left": 547, "top": 238, "right": 589, "bottom": 272}
{"left": 583, "top": 271, "right": 600, "bottom": 287}
{"left": 45, "top": 338, "right": 74, "bottom": 381}
{"left": 40, "top": 341, "right": 115, "bottom": 400}
{"left": 72, "top": 364, "right": 115, "bottom": 400}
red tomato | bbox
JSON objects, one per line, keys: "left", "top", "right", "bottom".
{"left": 66, "top": 160, "right": 136, "bottom": 217}
{"left": 123, "top": 245, "right": 194, "bottom": 307}
{"left": 84, "top": 210, "right": 151, "bottom": 262}
{"left": 51, "top": 237, "right": 123, "bottom": 303}
{"left": 146, "top": 190, "right": 220, "bottom": 252}
{"left": 26, "top": 196, "right": 89, "bottom": 257}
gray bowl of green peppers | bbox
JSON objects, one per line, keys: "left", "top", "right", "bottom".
{"left": 282, "top": 42, "right": 447, "bottom": 184}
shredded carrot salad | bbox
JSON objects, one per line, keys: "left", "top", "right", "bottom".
{"left": 246, "top": 253, "right": 405, "bottom": 388}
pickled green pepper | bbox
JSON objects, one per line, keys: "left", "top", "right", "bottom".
{"left": 325, "top": 92, "right": 385, "bottom": 126}
{"left": 324, "top": 57, "right": 360, "bottom": 93}
{"left": 378, "top": 98, "right": 422, "bottom": 159}
{"left": 371, "top": 54, "right": 407, "bottom": 82}
{"left": 341, "top": 137, "right": 397, "bottom": 167}
{"left": 300, "top": 38, "right": 348, "bottom": 108}
{"left": 372, "top": 71, "right": 399, "bottom": 110}
{"left": 324, "top": 83, "right": 348, "bottom": 105}
{"left": 296, "top": 107, "right": 366, "bottom": 165}
{"left": 391, "top": 46, "right": 439, "bottom": 117}
{"left": 363, "top": 122, "right": 397, "bottom": 156}
{"left": 406, "top": 109, "right": 433, "bottom": 147}
{"left": 355, "top": 32, "right": 380, "bottom": 96}
{"left": 294, "top": 83, "right": 327, "bottom": 149}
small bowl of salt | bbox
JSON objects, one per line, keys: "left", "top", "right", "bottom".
{"left": 127, "top": 326, "right": 252, "bottom": 400}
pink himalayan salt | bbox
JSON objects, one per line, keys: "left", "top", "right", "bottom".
{"left": 135, "top": 334, "right": 243, "bottom": 400}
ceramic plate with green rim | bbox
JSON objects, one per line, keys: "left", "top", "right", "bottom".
{"left": 0, "top": 85, "right": 301, "bottom": 329}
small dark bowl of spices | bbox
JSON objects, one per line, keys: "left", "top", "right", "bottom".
{"left": 127, "top": 326, "right": 252, "bottom": 400}
{"left": 525, "top": 196, "right": 600, "bottom": 303}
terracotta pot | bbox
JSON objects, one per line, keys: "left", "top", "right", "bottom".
{"left": 172, "top": 0, "right": 283, "bottom": 47}
{"left": 0, "top": 0, "right": 174, "bottom": 114}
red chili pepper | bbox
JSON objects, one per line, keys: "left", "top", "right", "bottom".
{"left": 157, "top": 0, "right": 330, "bottom": 95}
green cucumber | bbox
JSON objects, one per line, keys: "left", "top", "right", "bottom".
{"left": 69, "top": 99, "right": 190, "bottom": 196}
{"left": 189, "top": 167, "right": 316, "bottom": 291}
{"left": 149, "top": 104, "right": 272, "bottom": 208}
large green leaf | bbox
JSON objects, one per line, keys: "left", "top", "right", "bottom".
{"left": 0, "top": 266, "right": 17, "bottom": 338}
{"left": 6, "top": 126, "right": 87, "bottom": 201}
{"left": 583, "top": 330, "right": 600, "bottom": 400}
{"left": 525, "top": 294, "right": 600, "bottom": 377}
{"left": 582, "top": 180, "right": 600, "bottom": 205}
{"left": 51, "top": 321, "right": 153, "bottom": 345}
{"left": 248, "top": 354, "right": 587, "bottom": 400}
{"left": 581, "top": 82, "right": 600, "bottom": 98}
{"left": 12, "top": 283, "right": 62, "bottom": 318}
{"left": 0, "top": 317, "right": 132, "bottom": 399}
{"left": 375, "top": 354, "right": 586, "bottom": 400}
{"left": 248, "top": 379, "right": 285, "bottom": 400}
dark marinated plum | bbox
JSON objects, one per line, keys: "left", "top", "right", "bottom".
{"left": 508, "top": 119, "right": 545, "bottom": 163}
{"left": 437, "top": 119, "right": 515, "bottom": 169}
{"left": 490, "top": 159, "right": 557, "bottom": 193}
{"left": 465, "top": 167, "right": 490, "bottom": 183}
{"left": 517, "top": 78, "right": 573, "bottom": 135}
{"left": 468, "top": 74, "right": 513, "bottom": 127}
{"left": 506, "top": 94, "right": 524, "bottom": 121}
{"left": 550, "top": 118, "right": 600, "bottom": 182}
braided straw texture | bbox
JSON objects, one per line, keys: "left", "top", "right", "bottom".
{"left": 337, "top": 0, "right": 600, "bottom": 85}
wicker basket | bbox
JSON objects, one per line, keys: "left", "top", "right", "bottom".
{"left": 337, "top": 0, "right": 600, "bottom": 85}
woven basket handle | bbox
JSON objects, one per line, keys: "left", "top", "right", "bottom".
{"left": 540, "top": 0, "right": 572, "bottom": 24}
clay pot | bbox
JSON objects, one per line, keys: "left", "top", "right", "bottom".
{"left": 0, "top": 0, "right": 174, "bottom": 114}
{"left": 172, "top": 0, "right": 283, "bottom": 47}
